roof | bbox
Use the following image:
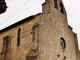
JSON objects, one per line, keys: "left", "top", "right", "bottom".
{"left": 0, "top": 0, "right": 45, "bottom": 31}
{"left": 0, "top": 13, "right": 41, "bottom": 33}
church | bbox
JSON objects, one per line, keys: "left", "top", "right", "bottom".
{"left": 0, "top": 0, "right": 80, "bottom": 60}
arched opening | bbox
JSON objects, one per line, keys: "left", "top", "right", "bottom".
{"left": 17, "top": 28, "right": 21, "bottom": 47}
{"left": 60, "top": 37, "right": 66, "bottom": 49}
{"left": 60, "top": 2, "right": 64, "bottom": 14}
{"left": 54, "top": 0, "right": 57, "bottom": 9}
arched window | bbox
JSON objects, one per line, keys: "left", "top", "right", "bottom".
{"left": 17, "top": 28, "right": 21, "bottom": 46}
{"left": 2, "top": 36, "right": 11, "bottom": 60}
{"left": 54, "top": 0, "right": 57, "bottom": 9}
{"left": 60, "top": 2, "right": 64, "bottom": 14}
{"left": 60, "top": 37, "right": 66, "bottom": 49}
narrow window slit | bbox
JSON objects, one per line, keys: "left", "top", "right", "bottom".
{"left": 60, "top": 2, "right": 64, "bottom": 14}
{"left": 54, "top": 0, "right": 57, "bottom": 9}
{"left": 17, "top": 28, "right": 21, "bottom": 46}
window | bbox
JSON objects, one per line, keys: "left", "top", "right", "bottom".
{"left": 2, "top": 36, "right": 11, "bottom": 60}
{"left": 54, "top": 0, "right": 57, "bottom": 9}
{"left": 3, "top": 36, "right": 9, "bottom": 48}
{"left": 60, "top": 2, "right": 64, "bottom": 14}
{"left": 60, "top": 37, "right": 66, "bottom": 49}
{"left": 17, "top": 28, "right": 21, "bottom": 46}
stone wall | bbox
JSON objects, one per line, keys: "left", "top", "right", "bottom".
{"left": 0, "top": 14, "right": 41, "bottom": 60}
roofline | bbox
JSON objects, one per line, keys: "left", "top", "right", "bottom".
{"left": 68, "top": 25, "right": 73, "bottom": 30}
{"left": 0, "top": 13, "right": 41, "bottom": 33}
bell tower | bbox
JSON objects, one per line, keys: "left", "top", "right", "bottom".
{"left": 42, "top": 0, "right": 66, "bottom": 15}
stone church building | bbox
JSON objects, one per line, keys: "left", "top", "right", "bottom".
{"left": 0, "top": 0, "right": 80, "bottom": 60}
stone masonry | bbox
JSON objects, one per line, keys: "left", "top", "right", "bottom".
{"left": 0, "top": 0, "right": 80, "bottom": 60}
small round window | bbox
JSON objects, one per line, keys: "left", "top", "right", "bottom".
{"left": 60, "top": 37, "right": 66, "bottom": 49}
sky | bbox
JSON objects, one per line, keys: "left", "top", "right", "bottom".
{"left": 0, "top": 0, "right": 80, "bottom": 49}
{"left": 62, "top": 0, "right": 80, "bottom": 50}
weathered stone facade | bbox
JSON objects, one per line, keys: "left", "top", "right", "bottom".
{"left": 0, "top": 0, "right": 80, "bottom": 60}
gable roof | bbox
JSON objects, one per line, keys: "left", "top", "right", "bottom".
{"left": 0, "top": 13, "right": 41, "bottom": 33}
{"left": 0, "top": 0, "right": 45, "bottom": 31}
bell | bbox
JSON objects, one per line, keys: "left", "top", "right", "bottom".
{"left": 0, "top": 2, "right": 7, "bottom": 14}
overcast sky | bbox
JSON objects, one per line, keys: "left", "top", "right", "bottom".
{"left": 62, "top": 0, "right": 80, "bottom": 50}
{"left": 0, "top": 0, "right": 80, "bottom": 49}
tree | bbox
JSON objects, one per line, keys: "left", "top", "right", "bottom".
{"left": 0, "top": 0, "right": 7, "bottom": 14}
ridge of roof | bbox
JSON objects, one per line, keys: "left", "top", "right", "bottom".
{"left": 0, "top": 13, "right": 41, "bottom": 33}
